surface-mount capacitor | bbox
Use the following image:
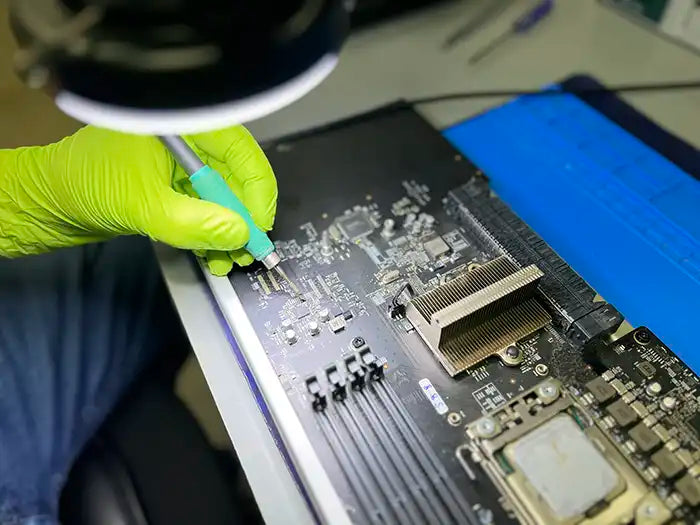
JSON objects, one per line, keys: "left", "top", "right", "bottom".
{"left": 284, "top": 329, "right": 297, "bottom": 344}
{"left": 320, "top": 230, "right": 333, "bottom": 256}
{"left": 381, "top": 218, "right": 395, "bottom": 238}
{"left": 660, "top": 396, "right": 677, "bottom": 412}
{"left": 308, "top": 321, "right": 320, "bottom": 336}
{"left": 421, "top": 213, "right": 436, "bottom": 228}
{"left": 645, "top": 382, "right": 662, "bottom": 397}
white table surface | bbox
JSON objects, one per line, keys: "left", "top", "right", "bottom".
{"left": 159, "top": 1, "right": 700, "bottom": 523}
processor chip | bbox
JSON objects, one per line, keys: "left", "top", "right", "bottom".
{"left": 423, "top": 236, "right": 450, "bottom": 259}
{"left": 651, "top": 448, "right": 684, "bottom": 478}
{"left": 675, "top": 474, "right": 700, "bottom": 507}
{"left": 636, "top": 360, "right": 656, "bottom": 379}
{"left": 585, "top": 376, "right": 616, "bottom": 403}
{"left": 336, "top": 211, "right": 374, "bottom": 241}
{"left": 606, "top": 399, "right": 638, "bottom": 427}
{"left": 628, "top": 423, "right": 660, "bottom": 452}
{"left": 505, "top": 415, "right": 621, "bottom": 520}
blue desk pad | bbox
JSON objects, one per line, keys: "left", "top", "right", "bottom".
{"left": 443, "top": 75, "right": 699, "bottom": 374}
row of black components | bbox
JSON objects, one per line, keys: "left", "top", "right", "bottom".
{"left": 444, "top": 178, "right": 623, "bottom": 344}
{"left": 305, "top": 341, "right": 386, "bottom": 411}
{"left": 314, "top": 373, "right": 476, "bottom": 524}
{"left": 583, "top": 328, "right": 676, "bottom": 395}
{"left": 580, "top": 339, "right": 700, "bottom": 514}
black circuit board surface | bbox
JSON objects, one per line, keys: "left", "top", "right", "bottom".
{"left": 584, "top": 328, "right": 700, "bottom": 459}
{"left": 227, "top": 108, "right": 699, "bottom": 524}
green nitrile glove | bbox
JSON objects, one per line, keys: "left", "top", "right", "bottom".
{"left": 0, "top": 125, "right": 277, "bottom": 275}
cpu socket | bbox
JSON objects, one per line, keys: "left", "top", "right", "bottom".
{"left": 462, "top": 379, "right": 671, "bottom": 524}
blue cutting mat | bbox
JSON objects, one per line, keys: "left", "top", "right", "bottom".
{"left": 443, "top": 92, "right": 700, "bottom": 373}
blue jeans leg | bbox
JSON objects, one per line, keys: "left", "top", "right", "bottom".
{"left": 0, "top": 237, "right": 181, "bottom": 524}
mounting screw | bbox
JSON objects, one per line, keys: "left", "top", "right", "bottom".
{"left": 634, "top": 329, "right": 652, "bottom": 345}
{"left": 537, "top": 381, "right": 559, "bottom": 402}
{"left": 473, "top": 417, "right": 499, "bottom": 438}
{"left": 641, "top": 503, "right": 658, "bottom": 517}
{"left": 351, "top": 337, "right": 365, "bottom": 349}
{"left": 505, "top": 346, "right": 520, "bottom": 358}
{"left": 500, "top": 345, "right": 523, "bottom": 366}
{"left": 447, "top": 412, "right": 462, "bottom": 426}
{"left": 534, "top": 363, "right": 549, "bottom": 376}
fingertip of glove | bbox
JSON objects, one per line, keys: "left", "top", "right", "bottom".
{"left": 207, "top": 254, "right": 233, "bottom": 276}
{"left": 233, "top": 253, "right": 255, "bottom": 267}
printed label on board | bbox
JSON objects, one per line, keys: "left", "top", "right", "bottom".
{"left": 472, "top": 382, "right": 506, "bottom": 412}
{"left": 418, "top": 378, "right": 448, "bottom": 415}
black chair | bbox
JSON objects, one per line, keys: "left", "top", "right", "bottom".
{"left": 59, "top": 339, "right": 261, "bottom": 525}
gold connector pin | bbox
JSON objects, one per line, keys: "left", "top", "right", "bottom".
{"left": 273, "top": 265, "right": 303, "bottom": 301}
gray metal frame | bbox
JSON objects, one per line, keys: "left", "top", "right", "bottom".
{"left": 156, "top": 244, "right": 350, "bottom": 525}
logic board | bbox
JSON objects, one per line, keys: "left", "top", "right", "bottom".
{"left": 227, "top": 107, "right": 699, "bottom": 524}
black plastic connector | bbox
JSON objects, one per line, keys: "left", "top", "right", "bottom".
{"left": 325, "top": 364, "right": 347, "bottom": 401}
{"left": 344, "top": 355, "right": 366, "bottom": 390}
{"left": 305, "top": 375, "right": 327, "bottom": 411}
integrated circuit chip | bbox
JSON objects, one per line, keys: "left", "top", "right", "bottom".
{"left": 336, "top": 211, "right": 374, "bottom": 241}
{"left": 651, "top": 448, "right": 684, "bottom": 478}
{"left": 505, "top": 415, "right": 621, "bottom": 520}
{"left": 328, "top": 315, "right": 346, "bottom": 333}
{"left": 606, "top": 399, "right": 638, "bottom": 427}
{"left": 378, "top": 268, "right": 400, "bottom": 285}
{"left": 423, "top": 236, "right": 450, "bottom": 259}
{"left": 675, "top": 474, "right": 700, "bottom": 507}
{"left": 636, "top": 360, "right": 656, "bottom": 379}
{"left": 585, "top": 376, "right": 616, "bottom": 403}
{"left": 628, "top": 423, "right": 660, "bottom": 452}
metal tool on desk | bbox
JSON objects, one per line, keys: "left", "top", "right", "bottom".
{"left": 160, "top": 135, "right": 302, "bottom": 298}
{"left": 442, "top": 1, "right": 514, "bottom": 50}
{"left": 469, "top": 0, "right": 554, "bottom": 64}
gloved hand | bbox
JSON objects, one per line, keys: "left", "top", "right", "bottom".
{"left": 0, "top": 125, "right": 277, "bottom": 275}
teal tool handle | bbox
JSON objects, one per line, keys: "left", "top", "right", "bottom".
{"left": 189, "top": 165, "right": 275, "bottom": 261}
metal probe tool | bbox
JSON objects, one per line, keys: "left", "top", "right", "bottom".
{"left": 468, "top": 0, "right": 554, "bottom": 64}
{"left": 160, "top": 135, "right": 302, "bottom": 299}
{"left": 442, "top": 0, "right": 514, "bottom": 50}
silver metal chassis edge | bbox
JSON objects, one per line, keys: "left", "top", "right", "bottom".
{"left": 155, "top": 243, "right": 351, "bottom": 525}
